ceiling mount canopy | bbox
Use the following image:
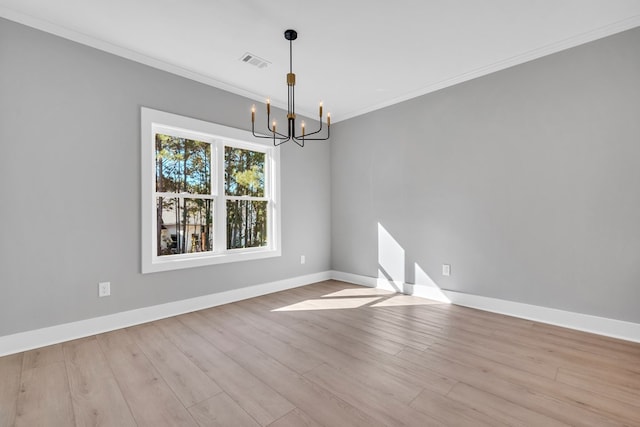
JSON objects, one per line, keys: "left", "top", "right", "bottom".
{"left": 284, "top": 29, "right": 297, "bottom": 41}
{"left": 251, "top": 29, "right": 330, "bottom": 147}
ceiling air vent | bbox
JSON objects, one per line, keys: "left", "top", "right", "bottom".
{"left": 240, "top": 52, "right": 270, "bottom": 69}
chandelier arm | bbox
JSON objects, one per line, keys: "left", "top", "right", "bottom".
{"left": 272, "top": 124, "right": 290, "bottom": 139}
{"left": 252, "top": 130, "right": 290, "bottom": 141}
{"left": 300, "top": 126, "right": 323, "bottom": 137}
{"left": 291, "top": 137, "right": 304, "bottom": 148}
{"left": 264, "top": 108, "right": 290, "bottom": 139}
{"left": 251, "top": 122, "right": 273, "bottom": 139}
{"left": 294, "top": 125, "right": 330, "bottom": 141}
{"left": 252, "top": 121, "right": 289, "bottom": 140}
{"left": 299, "top": 119, "right": 328, "bottom": 137}
{"left": 253, "top": 132, "right": 289, "bottom": 141}
{"left": 252, "top": 133, "right": 275, "bottom": 140}
{"left": 274, "top": 137, "right": 291, "bottom": 146}
{"left": 265, "top": 111, "right": 272, "bottom": 131}
{"left": 293, "top": 135, "right": 329, "bottom": 141}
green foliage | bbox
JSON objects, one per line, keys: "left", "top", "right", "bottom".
{"left": 225, "top": 147, "right": 264, "bottom": 197}
{"left": 155, "top": 134, "right": 211, "bottom": 194}
{"left": 154, "top": 137, "right": 268, "bottom": 254}
{"left": 155, "top": 134, "right": 213, "bottom": 256}
{"left": 224, "top": 147, "right": 267, "bottom": 249}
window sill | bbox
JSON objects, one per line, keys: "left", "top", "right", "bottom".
{"left": 142, "top": 248, "right": 282, "bottom": 274}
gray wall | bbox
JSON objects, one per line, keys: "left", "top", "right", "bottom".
{"left": 0, "top": 18, "right": 331, "bottom": 336}
{"left": 332, "top": 27, "right": 640, "bottom": 323}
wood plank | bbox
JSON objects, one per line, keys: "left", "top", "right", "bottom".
{"left": 298, "top": 291, "right": 559, "bottom": 380}
{"left": 269, "top": 286, "right": 434, "bottom": 352}
{"left": 290, "top": 318, "right": 455, "bottom": 393}
{"left": 493, "top": 325, "right": 640, "bottom": 363}
{"left": 489, "top": 327, "right": 640, "bottom": 375}
{"left": 227, "top": 344, "right": 387, "bottom": 427}
{"left": 219, "top": 299, "right": 433, "bottom": 403}
{"left": 156, "top": 316, "right": 295, "bottom": 426}
{"left": 531, "top": 321, "right": 640, "bottom": 355}
{"left": 96, "top": 329, "right": 197, "bottom": 427}
{"left": 178, "top": 311, "right": 248, "bottom": 353}
{"left": 14, "top": 361, "right": 75, "bottom": 427}
{"left": 0, "top": 353, "right": 23, "bottom": 427}
{"left": 446, "top": 382, "right": 569, "bottom": 426}
{"left": 63, "top": 337, "right": 137, "bottom": 427}
{"left": 427, "top": 343, "right": 640, "bottom": 425}
{"left": 267, "top": 408, "right": 322, "bottom": 427}
{"left": 22, "top": 343, "right": 64, "bottom": 370}
{"left": 221, "top": 305, "right": 430, "bottom": 403}
{"left": 303, "top": 362, "right": 444, "bottom": 426}
{"left": 251, "top": 291, "right": 408, "bottom": 355}
{"left": 556, "top": 367, "right": 640, "bottom": 408}
{"left": 396, "top": 347, "right": 624, "bottom": 427}
{"left": 430, "top": 338, "right": 558, "bottom": 379}
{"left": 410, "top": 386, "right": 507, "bottom": 427}
{"left": 189, "top": 393, "right": 260, "bottom": 427}
{"left": 200, "top": 306, "right": 324, "bottom": 374}
{"left": 556, "top": 363, "right": 640, "bottom": 392}
{"left": 127, "top": 322, "right": 222, "bottom": 407}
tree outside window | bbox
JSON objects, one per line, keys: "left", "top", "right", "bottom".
{"left": 142, "top": 107, "right": 280, "bottom": 273}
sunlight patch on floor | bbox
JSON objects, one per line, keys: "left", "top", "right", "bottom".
{"left": 272, "top": 297, "right": 383, "bottom": 311}
{"left": 370, "top": 295, "right": 438, "bottom": 307}
{"left": 322, "top": 288, "right": 394, "bottom": 298}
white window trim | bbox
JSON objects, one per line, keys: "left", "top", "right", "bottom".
{"left": 141, "top": 107, "right": 281, "bottom": 274}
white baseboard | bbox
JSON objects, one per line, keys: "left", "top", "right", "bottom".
{"left": 330, "top": 270, "right": 640, "bottom": 343}
{"left": 3, "top": 270, "right": 638, "bottom": 356}
{"left": 332, "top": 271, "right": 450, "bottom": 303}
{"left": 330, "top": 270, "right": 378, "bottom": 287}
{"left": 446, "top": 291, "right": 640, "bottom": 343}
{"left": 0, "top": 271, "right": 331, "bottom": 357}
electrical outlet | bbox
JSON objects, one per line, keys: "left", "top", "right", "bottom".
{"left": 300, "top": 255, "right": 306, "bottom": 264}
{"left": 98, "top": 282, "right": 111, "bottom": 297}
{"left": 442, "top": 264, "right": 451, "bottom": 277}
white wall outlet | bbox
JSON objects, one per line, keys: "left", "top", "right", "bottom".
{"left": 300, "top": 255, "right": 306, "bottom": 264}
{"left": 98, "top": 282, "right": 111, "bottom": 297}
{"left": 442, "top": 264, "right": 451, "bottom": 277}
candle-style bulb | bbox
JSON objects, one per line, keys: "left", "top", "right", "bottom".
{"left": 327, "top": 113, "right": 331, "bottom": 127}
{"left": 251, "top": 105, "right": 255, "bottom": 122}
{"left": 319, "top": 102, "right": 323, "bottom": 118}
{"left": 267, "top": 98, "right": 271, "bottom": 115}
{"left": 301, "top": 121, "right": 305, "bottom": 136}
{"left": 272, "top": 121, "right": 276, "bottom": 133}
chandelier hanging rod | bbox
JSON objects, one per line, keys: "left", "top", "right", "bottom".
{"left": 251, "top": 29, "right": 330, "bottom": 147}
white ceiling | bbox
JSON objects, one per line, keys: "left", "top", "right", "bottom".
{"left": 2, "top": 1, "right": 640, "bottom": 122}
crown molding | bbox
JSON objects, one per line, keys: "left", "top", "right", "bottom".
{"left": 0, "top": 6, "right": 285, "bottom": 111}
{"left": 338, "top": 15, "right": 640, "bottom": 122}
{"left": 2, "top": 7, "right": 639, "bottom": 124}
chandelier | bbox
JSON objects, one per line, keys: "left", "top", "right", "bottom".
{"left": 251, "top": 29, "right": 330, "bottom": 147}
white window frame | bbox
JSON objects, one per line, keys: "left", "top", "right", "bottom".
{"left": 141, "top": 107, "right": 281, "bottom": 273}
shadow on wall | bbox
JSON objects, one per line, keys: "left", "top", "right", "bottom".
{"left": 378, "top": 223, "right": 450, "bottom": 303}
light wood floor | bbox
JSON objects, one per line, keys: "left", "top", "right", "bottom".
{"left": 1, "top": 280, "right": 640, "bottom": 426}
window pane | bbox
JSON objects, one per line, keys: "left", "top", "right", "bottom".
{"left": 156, "top": 134, "right": 211, "bottom": 194}
{"left": 156, "top": 197, "right": 214, "bottom": 256}
{"left": 226, "top": 200, "right": 268, "bottom": 249}
{"left": 225, "top": 147, "right": 265, "bottom": 197}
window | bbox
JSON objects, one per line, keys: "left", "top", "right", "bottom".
{"left": 141, "top": 108, "right": 280, "bottom": 273}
